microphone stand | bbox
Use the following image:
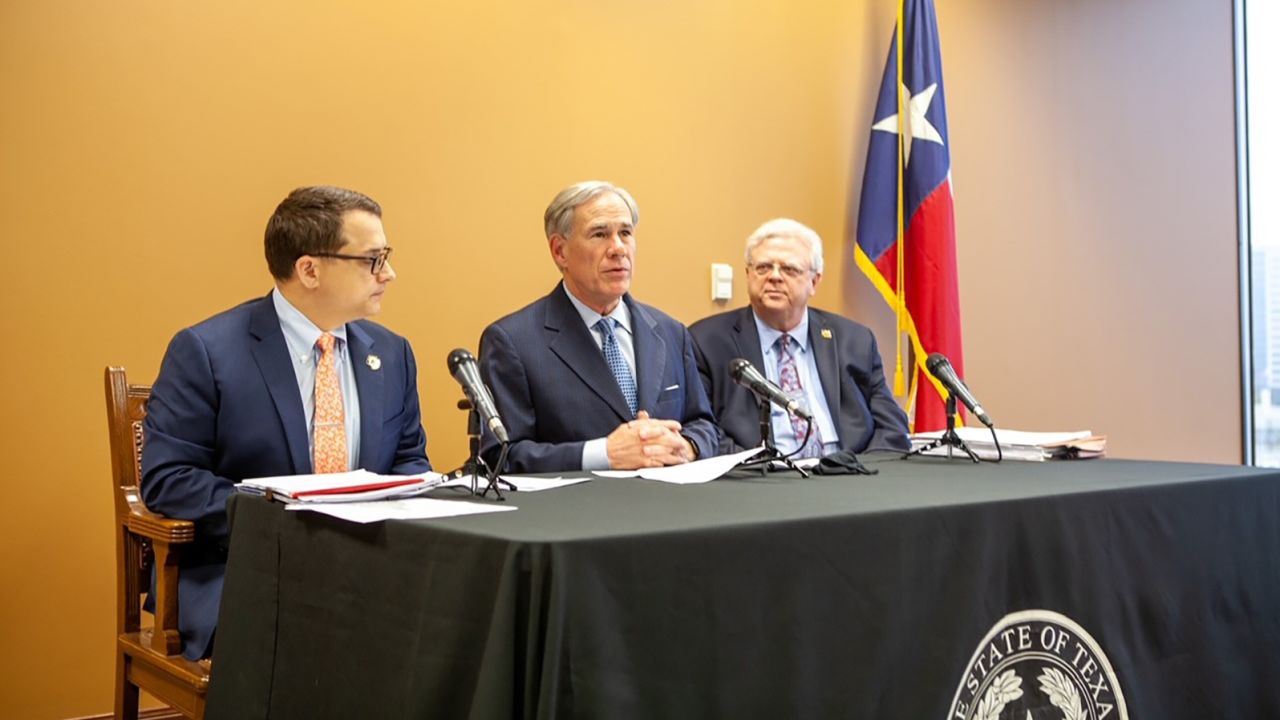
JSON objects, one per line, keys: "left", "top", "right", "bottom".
{"left": 903, "top": 395, "right": 980, "bottom": 463}
{"left": 734, "top": 397, "right": 811, "bottom": 477}
{"left": 446, "top": 398, "right": 515, "bottom": 500}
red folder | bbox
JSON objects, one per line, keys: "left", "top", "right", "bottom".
{"left": 292, "top": 478, "right": 424, "bottom": 498}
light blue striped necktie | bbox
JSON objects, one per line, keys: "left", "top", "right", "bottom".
{"left": 596, "top": 317, "right": 637, "bottom": 417}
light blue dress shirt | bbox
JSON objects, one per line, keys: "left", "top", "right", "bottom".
{"left": 272, "top": 288, "right": 361, "bottom": 470}
{"left": 561, "top": 285, "right": 635, "bottom": 470}
{"left": 752, "top": 310, "right": 841, "bottom": 456}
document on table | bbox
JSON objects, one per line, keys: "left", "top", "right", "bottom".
{"left": 438, "top": 475, "right": 592, "bottom": 492}
{"left": 238, "top": 469, "right": 445, "bottom": 502}
{"left": 592, "top": 447, "right": 764, "bottom": 484}
{"left": 287, "top": 497, "right": 517, "bottom": 524}
{"left": 909, "top": 427, "right": 1105, "bottom": 461}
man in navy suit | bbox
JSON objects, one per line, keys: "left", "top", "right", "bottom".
{"left": 141, "top": 186, "right": 432, "bottom": 660}
{"left": 479, "top": 181, "right": 717, "bottom": 473}
{"left": 690, "top": 218, "right": 909, "bottom": 456}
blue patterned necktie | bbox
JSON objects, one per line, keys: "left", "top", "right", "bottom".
{"left": 596, "top": 317, "right": 637, "bottom": 417}
{"left": 776, "top": 334, "right": 824, "bottom": 458}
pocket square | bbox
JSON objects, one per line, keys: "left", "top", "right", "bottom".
{"left": 663, "top": 384, "right": 680, "bottom": 392}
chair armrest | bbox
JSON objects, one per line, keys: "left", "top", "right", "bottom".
{"left": 122, "top": 497, "right": 194, "bottom": 654}
{"left": 125, "top": 501, "right": 195, "bottom": 544}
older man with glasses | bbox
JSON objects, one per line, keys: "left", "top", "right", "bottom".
{"left": 690, "top": 218, "right": 909, "bottom": 457}
{"left": 141, "top": 185, "right": 432, "bottom": 661}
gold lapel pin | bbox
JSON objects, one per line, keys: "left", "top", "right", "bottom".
{"left": 366, "top": 354, "right": 382, "bottom": 371}
{"left": 820, "top": 328, "right": 833, "bottom": 339}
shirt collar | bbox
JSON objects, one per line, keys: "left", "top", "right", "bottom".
{"left": 752, "top": 308, "right": 810, "bottom": 355}
{"left": 272, "top": 287, "right": 347, "bottom": 357}
{"left": 561, "top": 283, "right": 632, "bottom": 335}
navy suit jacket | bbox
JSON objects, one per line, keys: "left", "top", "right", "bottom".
{"left": 478, "top": 283, "right": 718, "bottom": 472}
{"left": 141, "top": 293, "right": 431, "bottom": 659}
{"left": 690, "top": 306, "right": 909, "bottom": 454}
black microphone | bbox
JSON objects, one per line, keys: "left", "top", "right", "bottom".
{"left": 447, "top": 348, "right": 510, "bottom": 444}
{"left": 729, "top": 358, "right": 813, "bottom": 420}
{"left": 925, "top": 353, "right": 993, "bottom": 428}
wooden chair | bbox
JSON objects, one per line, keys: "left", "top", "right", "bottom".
{"left": 105, "top": 366, "right": 209, "bottom": 719}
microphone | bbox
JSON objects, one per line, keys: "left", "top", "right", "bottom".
{"left": 925, "top": 353, "right": 993, "bottom": 428}
{"left": 446, "top": 348, "right": 510, "bottom": 443}
{"left": 729, "top": 358, "right": 813, "bottom": 420}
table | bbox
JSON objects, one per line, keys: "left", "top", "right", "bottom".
{"left": 205, "top": 457, "right": 1280, "bottom": 719}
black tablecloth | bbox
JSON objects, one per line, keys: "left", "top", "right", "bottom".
{"left": 205, "top": 457, "right": 1280, "bottom": 719}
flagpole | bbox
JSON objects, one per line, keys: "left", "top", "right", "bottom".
{"left": 893, "top": 0, "right": 908, "bottom": 400}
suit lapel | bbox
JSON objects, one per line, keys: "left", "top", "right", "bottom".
{"left": 808, "top": 309, "right": 843, "bottom": 444}
{"left": 735, "top": 307, "right": 768, "bottom": 371}
{"left": 248, "top": 295, "right": 312, "bottom": 474}
{"left": 629, "top": 298, "right": 666, "bottom": 412}
{"left": 545, "top": 285, "right": 633, "bottom": 421}
{"left": 347, "top": 322, "right": 383, "bottom": 470}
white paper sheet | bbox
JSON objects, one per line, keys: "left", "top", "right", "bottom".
{"left": 766, "top": 457, "right": 821, "bottom": 470}
{"left": 592, "top": 447, "right": 764, "bottom": 484}
{"left": 499, "top": 475, "right": 592, "bottom": 491}
{"left": 286, "top": 497, "right": 517, "bottom": 523}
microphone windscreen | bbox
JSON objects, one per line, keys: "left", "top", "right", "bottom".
{"left": 447, "top": 348, "right": 473, "bottom": 376}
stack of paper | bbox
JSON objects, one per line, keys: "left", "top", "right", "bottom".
{"left": 288, "top": 496, "right": 518, "bottom": 524}
{"left": 909, "top": 428, "right": 1106, "bottom": 462}
{"left": 238, "top": 469, "right": 445, "bottom": 503}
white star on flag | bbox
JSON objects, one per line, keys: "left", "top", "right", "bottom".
{"left": 871, "top": 82, "right": 944, "bottom": 167}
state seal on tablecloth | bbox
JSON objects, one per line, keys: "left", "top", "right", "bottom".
{"left": 947, "top": 610, "right": 1128, "bottom": 720}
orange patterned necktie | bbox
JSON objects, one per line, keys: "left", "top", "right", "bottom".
{"left": 313, "top": 332, "right": 348, "bottom": 473}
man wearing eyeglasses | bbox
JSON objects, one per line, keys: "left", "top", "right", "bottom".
{"left": 478, "top": 180, "right": 718, "bottom": 472}
{"left": 141, "top": 185, "right": 432, "bottom": 660}
{"left": 690, "top": 218, "right": 908, "bottom": 457}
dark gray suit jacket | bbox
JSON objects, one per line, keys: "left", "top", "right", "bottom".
{"left": 690, "top": 306, "right": 909, "bottom": 454}
{"left": 479, "top": 283, "right": 717, "bottom": 472}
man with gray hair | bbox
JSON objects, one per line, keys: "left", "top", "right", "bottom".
{"left": 478, "top": 181, "right": 717, "bottom": 472}
{"left": 690, "top": 218, "right": 908, "bottom": 456}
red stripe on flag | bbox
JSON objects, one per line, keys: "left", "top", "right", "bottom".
{"left": 905, "top": 178, "right": 963, "bottom": 431}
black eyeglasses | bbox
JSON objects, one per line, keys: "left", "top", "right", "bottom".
{"left": 748, "top": 261, "right": 810, "bottom": 279}
{"left": 311, "top": 247, "right": 393, "bottom": 274}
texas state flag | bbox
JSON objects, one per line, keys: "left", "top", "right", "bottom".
{"left": 855, "top": 0, "right": 963, "bottom": 432}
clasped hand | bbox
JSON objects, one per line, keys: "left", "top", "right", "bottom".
{"left": 605, "top": 410, "right": 695, "bottom": 469}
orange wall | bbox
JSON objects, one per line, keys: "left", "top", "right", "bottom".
{"left": 0, "top": 0, "right": 1238, "bottom": 717}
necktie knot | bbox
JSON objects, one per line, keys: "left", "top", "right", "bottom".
{"left": 317, "top": 332, "right": 336, "bottom": 354}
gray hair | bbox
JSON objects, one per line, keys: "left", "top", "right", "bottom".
{"left": 744, "top": 218, "right": 825, "bottom": 274}
{"left": 543, "top": 181, "right": 640, "bottom": 239}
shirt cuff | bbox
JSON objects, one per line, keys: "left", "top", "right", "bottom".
{"left": 581, "top": 438, "right": 611, "bottom": 470}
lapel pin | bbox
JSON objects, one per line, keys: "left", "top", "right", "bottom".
{"left": 366, "top": 354, "right": 382, "bottom": 371}
{"left": 821, "top": 328, "right": 833, "bottom": 339}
